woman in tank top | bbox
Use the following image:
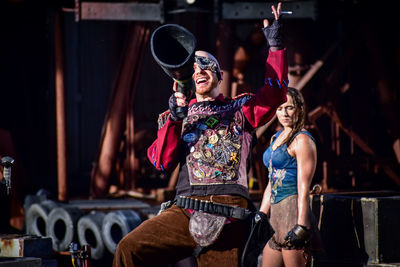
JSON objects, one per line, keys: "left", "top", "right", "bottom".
{"left": 259, "top": 87, "right": 321, "bottom": 267}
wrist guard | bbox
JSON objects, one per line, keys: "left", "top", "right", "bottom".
{"left": 262, "top": 19, "right": 283, "bottom": 48}
{"left": 284, "top": 224, "right": 311, "bottom": 248}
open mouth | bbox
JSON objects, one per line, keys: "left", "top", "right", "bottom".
{"left": 196, "top": 77, "right": 208, "bottom": 85}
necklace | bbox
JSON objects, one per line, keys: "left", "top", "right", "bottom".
{"left": 272, "top": 130, "right": 289, "bottom": 151}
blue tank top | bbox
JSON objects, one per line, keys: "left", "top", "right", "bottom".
{"left": 262, "top": 130, "right": 315, "bottom": 204}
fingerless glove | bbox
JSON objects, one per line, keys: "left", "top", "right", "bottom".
{"left": 262, "top": 19, "right": 283, "bottom": 48}
{"left": 168, "top": 93, "right": 187, "bottom": 121}
{"left": 284, "top": 224, "right": 311, "bottom": 248}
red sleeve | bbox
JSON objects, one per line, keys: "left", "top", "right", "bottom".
{"left": 242, "top": 48, "right": 288, "bottom": 128}
{"left": 147, "top": 116, "right": 182, "bottom": 172}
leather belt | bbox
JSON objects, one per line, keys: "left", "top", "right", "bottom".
{"left": 176, "top": 195, "right": 252, "bottom": 220}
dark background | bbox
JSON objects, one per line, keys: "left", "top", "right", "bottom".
{"left": 0, "top": 0, "right": 399, "bottom": 209}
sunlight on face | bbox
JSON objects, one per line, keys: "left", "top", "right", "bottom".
{"left": 192, "top": 51, "right": 220, "bottom": 96}
{"left": 276, "top": 94, "right": 297, "bottom": 128}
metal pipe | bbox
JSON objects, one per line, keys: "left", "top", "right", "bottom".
{"left": 90, "top": 23, "right": 149, "bottom": 197}
{"left": 54, "top": 11, "right": 68, "bottom": 202}
{"left": 294, "top": 42, "right": 338, "bottom": 91}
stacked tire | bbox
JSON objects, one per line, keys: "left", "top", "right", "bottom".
{"left": 25, "top": 197, "right": 143, "bottom": 260}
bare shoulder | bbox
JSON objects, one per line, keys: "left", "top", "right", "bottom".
{"left": 295, "top": 132, "right": 315, "bottom": 144}
{"left": 292, "top": 131, "right": 316, "bottom": 153}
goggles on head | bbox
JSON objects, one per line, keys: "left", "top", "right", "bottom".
{"left": 194, "top": 56, "right": 221, "bottom": 80}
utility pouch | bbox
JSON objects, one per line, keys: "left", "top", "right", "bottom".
{"left": 189, "top": 211, "right": 226, "bottom": 247}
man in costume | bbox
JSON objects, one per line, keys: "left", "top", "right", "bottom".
{"left": 113, "top": 3, "right": 287, "bottom": 266}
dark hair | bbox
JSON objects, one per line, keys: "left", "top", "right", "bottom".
{"left": 281, "top": 87, "right": 306, "bottom": 146}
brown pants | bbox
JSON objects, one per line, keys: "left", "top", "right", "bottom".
{"left": 113, "top": 196, "right": 249, "bottom": 267}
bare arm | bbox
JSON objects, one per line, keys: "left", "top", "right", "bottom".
{"left": 259, "top": 180, "right": 272, "bottom": 215}
{"left": 292, "top": 134, "right": 317, "bottom": 228}
{"left": 241, "top": 2, "right": 288, "bottom": 128}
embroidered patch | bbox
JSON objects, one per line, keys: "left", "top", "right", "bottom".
{"left": 205, "top": 117, "right": 219, "bottom": 128}
{"left": 269, "top": 159, "right": 287, "bottom": 204}
{"left": 183, "top": 132, "right": 198, "bottom": 143}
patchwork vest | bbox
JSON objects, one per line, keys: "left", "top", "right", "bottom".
{"left": 175, "top": 96, "right": 253, "bottom": 199}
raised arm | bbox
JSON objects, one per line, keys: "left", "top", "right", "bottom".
{"left": 242, "top": 2, "right": 288, "bottom": 128}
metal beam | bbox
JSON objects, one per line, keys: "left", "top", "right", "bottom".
{"left": 76, "top": 1, "right": 316, "bottom": 22}
{"left": 80, "top": 2, "right": 164, "bottom": 22}
{"left": 221, "top": 1, "right": 317, "bottom": 20}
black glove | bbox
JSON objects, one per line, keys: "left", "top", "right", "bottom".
{"left": 241, "top": 211, "right": 275, "bottom": 267}
{"left": 262, "top": 19, "right": 283, "bottom": 48}
{"left": 284, "top": 224, "right": 311, "bottom": 248}
{"left": 168, "top": 93, "right": 187, "bottom": 121}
